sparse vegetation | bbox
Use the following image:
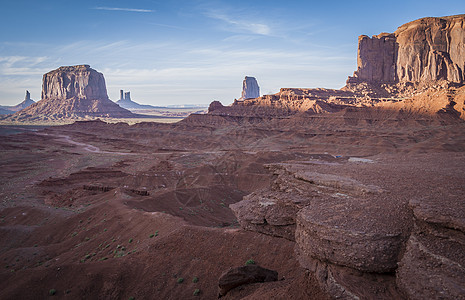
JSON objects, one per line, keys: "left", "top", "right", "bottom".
{"left": 129, "top": 238, "right": 133, "bottom": 243}
{"left": 49, "top": 289, "right": 56, "bottom": 295}
{"left": 193, "top": 289, "right": 200, "bottom": 296}
{"left": 192, "top": 276, "right": 199, "bottom": 283}
{"left": 149, "top": 234, "right": 154, "bottom": 238}
{"left": 245, "top": 259, "right": 255, "bottom": 265}
{"left": 177, "top": 277, "right": 184, "bottom": 283}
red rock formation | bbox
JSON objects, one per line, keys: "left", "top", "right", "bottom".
{"left": 6, "top": 65, "right": 134, "bottom": 122}
{"left": 350, "top": 15, "right": 465, "bottom": 85}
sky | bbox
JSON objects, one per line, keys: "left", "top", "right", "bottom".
{"left": 0, "top": 0, "right": 463, "bottom": 106}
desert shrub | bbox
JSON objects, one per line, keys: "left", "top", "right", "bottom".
{"left": 193, "top": 289, "right": 200, "bottom": 296}
{"left": 129, "top": 238, "right": 133, "bottom": 243}
{"left": 49, "top": 289, "right": 56, "bottom": 295}
{"left": 245, "top": 259, "right": 255, "bottom": 265}
{"left": 149, "top": 234, "right": 154, "bottom": 238}
{"left": 192, "top": 276, "right": 199, "bottom": 283}
{"left": 177, "top": 278, "right": 184, "bottom": 283}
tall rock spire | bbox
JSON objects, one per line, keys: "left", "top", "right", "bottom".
{"left": 240, "top": 76, "right": 260, "bottom": 100}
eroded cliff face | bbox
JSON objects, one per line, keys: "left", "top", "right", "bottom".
{"left": 6, "top": 65, "right": 134, "bottom": 122}
{"left": 351, "top": 15, "right": 465, "bottom": 85}
{"left": 41, "top": 65, "right": 109, "bottom": 100}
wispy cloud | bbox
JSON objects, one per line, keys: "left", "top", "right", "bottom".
{"left": 205, "top": 11, "right": 271, "bottom": 36}
{"left": 93, "top": 7, "right": 154, "bottom": 13}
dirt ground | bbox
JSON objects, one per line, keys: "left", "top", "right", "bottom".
{"left": 0, "top": 110, "right": 464, "bottom": 299}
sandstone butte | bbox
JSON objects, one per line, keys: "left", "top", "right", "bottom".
{"left": 4, "top": 65, "right": 134, "bottom": 122}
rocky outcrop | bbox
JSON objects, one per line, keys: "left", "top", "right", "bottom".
{"left": 349, "top": 15, "right": 465, "bottom": 85}
{"left": 239, "top": 76, "right": 260, "bottom": 100}
{"left": 218, "top": 265, "right": 278, "bottom": 297}
{"left": 397, "top": 198, "right": 465, "bottom": 299}
{"left": 232, "top": 159, "right": 409, "bottom": 299}
{"left": 0, "top": 91, "right": 36, "bottom": 114}
{"left": 354, "top": 33, "right": 397, "bottom": 83}
{"left": 41, "top": 65, "right": 108, "bottom": 100}
{"left": 6, "top": 65, "right": 134, "bottom": 122}
{"left": 116, "top": 89, "right": 156, "bottom": 110}
{"left": 207, "top": 100, "right": 224, "bottom": 113}
{"left": 215, "top": 16, "right": 465, "bottom": 121}
{"left": 8, "top": 90, "right": 36, "bottom": 112}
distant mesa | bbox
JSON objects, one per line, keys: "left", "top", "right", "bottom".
{"left": 4, "top": 65, "right": 134, "bottom": 122}
{"left": 239, "top": 76, "right": 260, "bottom": 100}
{"left": 0, "top": 90, "right": 36, "bottom": 115}
{"left": 116, "top": 89, "right": 157, "bottom": 110}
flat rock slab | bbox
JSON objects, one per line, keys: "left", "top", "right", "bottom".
{"left": 218, "top": 265, "right": 278, "bottom": 297}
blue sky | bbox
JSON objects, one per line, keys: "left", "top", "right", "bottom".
{"left": 0, "top": 0, "right": 463, "bottom": 106}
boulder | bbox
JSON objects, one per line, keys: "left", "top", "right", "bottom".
{"left": 218, "top": 265, "right": 278, "bottom": 297}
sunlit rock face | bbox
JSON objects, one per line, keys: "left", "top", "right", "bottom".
{"left": 41, "top": 65, "right": 109, "bottom": 100}
{"left": 7, "top": 65, "right": 134, "bottom": 121}
{"left": 350, "top": 15, "right": 465, "bottom": 85}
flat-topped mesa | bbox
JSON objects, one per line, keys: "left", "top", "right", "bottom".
{"left": 348, "top": 15, "right": 465, "bottom": 86}
{"left": 240, "top": 76, "right": 260, "bottom": 100}
{"left": 5, "top": 65, "right": 134, "bottom": 121}
{"left": 41, "top": 65, "right": 109, "bottom": 100}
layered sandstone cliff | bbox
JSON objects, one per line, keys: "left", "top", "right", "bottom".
{"left": 6, "top": 65, "right": 133, "bottom": 122}
{"left": 349, "top": 14, "right": 465, "bottom": 85}
{"left": 41, "top": 65, "right": 109, "bottom": 100}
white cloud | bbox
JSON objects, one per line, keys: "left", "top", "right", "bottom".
{"left": 205, "top": 11, "right": 271, "bottom": 36}
{"left": 93, "top": 7, "right": 154, "bottom": 13}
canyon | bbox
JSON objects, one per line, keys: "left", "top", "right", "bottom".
{"left": 0, "top": 14, "right": 464, "bottom": 299}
